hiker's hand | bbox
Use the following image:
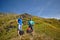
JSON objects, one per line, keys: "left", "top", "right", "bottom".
{"left": 22, "top": 24, "right": 23, "bottom": 25}
{"left": 18, "top": 23, "right": 19, "bottom": 24}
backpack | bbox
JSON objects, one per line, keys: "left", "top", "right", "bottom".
{"left": 26, "top": 27, "right": 32, "bottom": 33}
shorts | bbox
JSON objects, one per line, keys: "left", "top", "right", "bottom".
{"left": 18, "top": 24, "right": 22, "bottom": 31}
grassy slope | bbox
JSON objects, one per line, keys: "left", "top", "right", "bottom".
{"left": 0, "top": 14, "right": 60, "bottom": 40}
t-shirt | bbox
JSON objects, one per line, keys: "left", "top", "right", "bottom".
{"left": 28, "top": 20, "right": 34, "bottom": 25}
{"left": 18, "top": 18, "right": 22, "bottom": 25}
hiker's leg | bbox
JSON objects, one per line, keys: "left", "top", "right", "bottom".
{"left": 17, "top": 26, "right": 20, "bottom": 36}
{"left": 30, "top": 25, "right": 33, "bottom": 32}
{"left": 17, "top": 30, "right": 19, "bottom": 36}
{"left": 30, "top": 25, "right": 34, "bottom": 35}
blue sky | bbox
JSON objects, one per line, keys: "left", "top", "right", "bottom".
{"left": 0, "top": 0, "right": 60, "bottom": 19}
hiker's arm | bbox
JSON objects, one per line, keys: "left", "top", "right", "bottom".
{"left": 22, "top": 21, "right": 23, "bottom": 25}
{"left": 16, "top": 19, "right": 19, "bottom": 24}
{"left": 33, "top": 21, "right": 35, "bottom": 25}
{"left": 28, "top": 21, "right": 29, "bottom": 25}
{"left": 22, "top": 23, "right": 23, "bottom": 25}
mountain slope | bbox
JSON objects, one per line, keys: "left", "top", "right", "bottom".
{"left": 0, "top": 13, "right": 60, "bottom": 40}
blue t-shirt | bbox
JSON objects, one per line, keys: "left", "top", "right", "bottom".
{"left": 18, "top": 18, "right": 22, "bottom": 25}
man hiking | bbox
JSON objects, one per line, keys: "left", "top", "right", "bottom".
{"left": 27, "top": 18, "right": 35, "bottom": 33}
{"left": 17, "top": 16, "right": 24, "bottom": 35}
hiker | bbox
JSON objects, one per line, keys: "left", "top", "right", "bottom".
{"left": 17, "top": 16, "right": 24, "bottom": 35}
{"left": 27, "top": 18, "right": 35, "bottom": 33}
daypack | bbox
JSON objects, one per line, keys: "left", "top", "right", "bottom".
{"left": 26, "top": 27, "right": 32, "bottom": 33}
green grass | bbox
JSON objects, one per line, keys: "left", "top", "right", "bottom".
{"left": 0, "top": 13, "right": 60, "bottom": 40}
